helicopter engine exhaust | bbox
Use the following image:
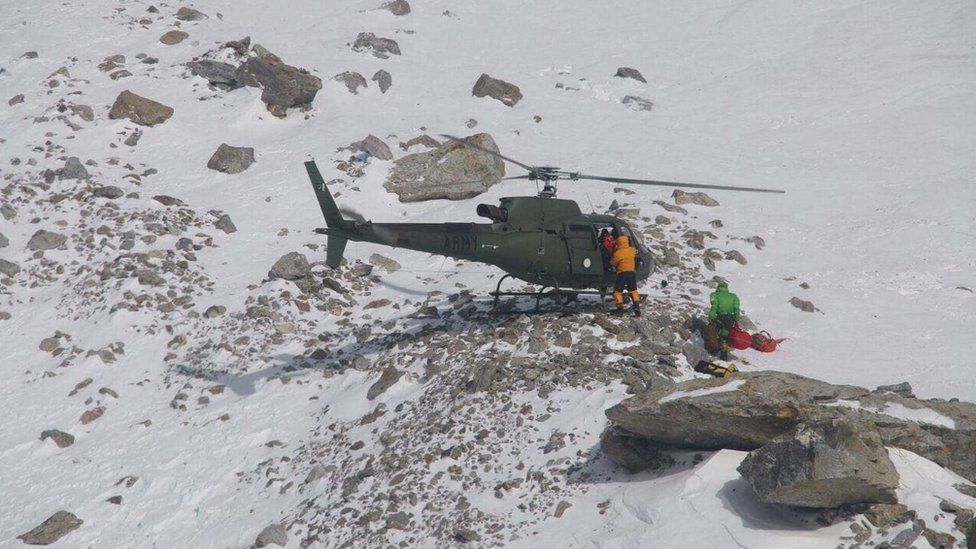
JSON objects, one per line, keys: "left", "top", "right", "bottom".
{"left": 476, "top": 204, "right": 508, "bottom": 223}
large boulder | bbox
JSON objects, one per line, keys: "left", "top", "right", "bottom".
{"left": 108, "top": 90, "right": 174, "bottom": 127}
{"left": 185, "top": 60, "right": 242, "bottom": 90}
{"left": 59, "top": 157, "right": 89, "bottom": 180}
{"left": 269, "top": 252, "right": 310, "bottom": 281}
{"left": 384, "top": 133, "right": 505, "bottom": 202}
{"left": 604, "top": 371, "right": 976, "bottom": 482}
{"left": 472, "top": 73, "right": 522, "bottom": 107}
{"left": 235, "top": 53, "right": 322, "bottom": 118}
{"left": 352, "top": 32, "right": 401, "bottom": 58}
{"left": 0, "top": 259, "right": 20, "bottom": 277}
{"left": 207, "top": 144, "right": 255, "bottom": 174}
{"left": 28, "top": 230, "right": 67, "bottom": 251}
{"left": 737, "top": 419, "right": 899, "bottom": 508}
{"left": 348, "top": 135, "right": 392, "bottom": 161}
{"left": 18, "top": 511, "right": 83, "bottom": 545}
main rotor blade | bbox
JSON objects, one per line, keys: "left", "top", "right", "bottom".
{"left": 444, "top": 175, "right": 532, "bottom": 185}
{"left": 439, "top": 134, "right": 536, "bottom": 172}
{"left": 575, "top": 174, "right": 785, "bottom": 194}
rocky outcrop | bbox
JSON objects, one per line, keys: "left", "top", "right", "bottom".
{"left": 352, "top": 32, "right": 400, "bottom": 58}
{"left": 347, "top": 135, "right": 392, "bottom": 161}
{"left": 604, "top": 371, "right": 976, "bottom": 483}
{"left": 372, "top": 70, "right": 392, "bottom": 93}
{"left": 737, "top": 419, "right": 899, "bottom": 508}
{"left": 18, "top": 511, "right": 83, "bottom": 545}
{"left": 235, "top": 52, "right": 322, "bottom": 118}
{"left": 207, "top": 144, "right": 255, "bottom": 174}
{"left": 379, "top": 0, "right": 410, "bottom": 15}
{"left": 615, "top": 67, "right": 647, "bottom": 83}
{"left": 384, "top": 133, "right": 505, "bottom": 202}
{"left": 108, "top": 90, "right": 174, "bottom": 127}
{"left": 335, "top": 71, "right": 367, "bottom": 94}
{"left": 672, "top": 189, "right": 718, "bottom": 207}
{"left": 255, "top": 523, "right": 287, "bottom": 547}
{"left": 472, "top": 74, "right": 522, "bottom": 107}
{"left": 28, "top": 230, "right": 67, "bottom": 251}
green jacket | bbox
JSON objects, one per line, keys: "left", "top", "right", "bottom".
{"left": 709, "top": 287, "right": 740, "bottom": 320}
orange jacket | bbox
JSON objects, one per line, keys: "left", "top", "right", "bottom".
{"left": 610, "top": 235, "right": 637, "bottom": 272}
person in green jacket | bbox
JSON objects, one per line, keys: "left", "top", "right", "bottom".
{"left": 708, "top": 281, "right": 741, "bottom": 360}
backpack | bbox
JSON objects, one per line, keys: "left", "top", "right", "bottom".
{"left": 751, "top": 331, "right": 785, "bottom": 352}
{"left": 727, "top": 325, "right": 752, "bottom": 350}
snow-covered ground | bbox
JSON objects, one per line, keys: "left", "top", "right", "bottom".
{"left": 1, "top": 0, "right": 974, "bottom": 547}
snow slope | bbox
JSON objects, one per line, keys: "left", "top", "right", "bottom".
{"left": 1, "top": 0, "right": 974, "bottom": 547}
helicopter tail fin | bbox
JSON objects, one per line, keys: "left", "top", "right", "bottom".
{"left": 305, "top": 160, "right": 349, "bottom": 268}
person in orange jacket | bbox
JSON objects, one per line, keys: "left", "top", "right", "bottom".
{"left": 610, "top": 235, "right": 640, "bottom": 316}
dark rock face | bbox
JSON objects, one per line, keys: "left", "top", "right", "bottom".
{"left": 737, "top": 419, "right": 899, "bottom": 508}
{"left": 186, "top": 60, "right": 241, "bottom": 90}
{"left": 352, "top": 32, "right": 401, "bottom": 58}
{"left": 600, "top": 425, "right": 673, "bottom": 473}
{"left": 108, "top": 90, "right": 174, "bottom": 127}
{"left": 615, "top": 67, "right": 647, "bottom": 83}
{"left": 472, "top": 74, "right": 522, "bottom": 107}
{"left": 28, "top": 230, "right": 67, "bottom": 251}
{"left": 207, "top": 144, "right": 255, "bottom": 174}
{"left": 372, "top": 70, "right": 392, "bottom": 93}
{"left": 604, "top": 371, "right": 976, "bottom": 483}
{"left": 384, "top": 133, "right": 505, "bottom": 202}
{"left": 18, "top": 511, "right": 83, "bottom": 545}
{"left": 235, "top": 54, "right": 322, "bottom": 118}
{"left": 269, "top": 252, "right": 310, "bottom": 281}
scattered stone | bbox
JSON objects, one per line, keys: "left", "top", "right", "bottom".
{"left": 92, "top": 186, "right": 124, "bottom": 199}
{"left": 214, "top": 214, "right": 237, "bottom": 233}
{"left": 367, "top": 365, "right": 405, "bottom": 400}
{"left": 106, "top": 495, "right": 122, "bottom": 505}
{"left": 369, "top": 253, "right": 401, "bottom": 272}
{"left": 159, "top": 30, "right": 189, "bottom": 45}
{"left": 40, "top": 430, "right": 74, "bottom": 448}
{"left": 17, "top": 511, "right": 83, "bottom": 545}
{"left": 614, "top": 67, "right": 647, "bottom": 83}
{"left": 372, "top": 69, "right": 392, "bottom": 93}
{"left": 454, "top": 528, "right": 482, "bottom": 543}
{"left": 874, "top": 382, "right": 915, "bottom": 399}
{"left": 864, "top": 503, "right": 913, "bottom": 528}
{"left": 348, "top": 135, "right": 392, "bottom": 161}
{"left": 22, "top": 51, "right": 39, "bottom": 59}
{"left": 335, "top": 71, "right": 367, "bottom": 94}
{"left": 185, "top": 60, "right": 241, "bottom": 90}
{"left": 207, "top": 144, "right": 255, "bottom": 174}
{"left": 109, "top": 90, "right": 174, "bottom": 127}
{"left": 738, "top": 419, "right": 899, "bottom": 507}
{"left": 399, "top": 135, "right": 439, "bottom": 151}
{"left": 60, "top": 157, "right": 89, "bottom": 180}
{"left": 124, "top": 130, "right": 143, "bottom": 147}
{"left": 789, "top": 297, "right": 816, "bottom": 313}
{"left": 28, "top": 230, "right": 67, "bottom": 251}
{"left": 153, "top": 195, "right": 184, "bottom": 207}
{"left": 352, "top": 32, "right": 401, "bottom": 58}
{"left": 8, "top": 94, "right": 25, "bottom": 106}
{"left": 554, "top": 500, "right": 572, "bottom": 518}
{"left": 0, "top": 233, "right": 8, "bottom": 249}
{"left": 379, "top": 0, "right": 410, "bottom": 15}
{"left": 205, "top": 305, "right": 226, "bottom": 318}
{"left": 0, "top": 259, "right": 20, "bottom": 277}
{"left": 236, "top": 53, "right": 322, "bottom": 118}
{"left": 67, "top": 104, "right": 94, "bottom": 121}
{"left": 385, "top": 133, "right": 506, "bottom": 201}
{"left": 465, "top": 118, "right": 477, "bottom": 128}
{"left": 80, "top": 407, "right": 105, "bottom": 425}
{"left": 269, "top": 252, "right": 310, "bottom": 280}
{"left": 175, "top": 7, "right": 207, "bottom": 21}
{"left": 672, "top": 189, "right": 718, "bottom": 207}
{"left": 622, "top": 95, "right": 653, "bottom": 111}
{"left": 724, "top": 250, "right": 747, "bottom": 265}
{"left": 255, "top": 523, "right": 287, "bottom": 548}
{"left": 38, "top": 337, "right": 58, "bottom": 352}
{"left": 1, "top": 205, "right": 15, "bottom": 220}
{"left": 472, "top": 73, "right": 522, "bottom": 107}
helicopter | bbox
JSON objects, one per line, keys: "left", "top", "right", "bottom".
{"left": 306, "top": 134, "right": 783, "bottom": 310}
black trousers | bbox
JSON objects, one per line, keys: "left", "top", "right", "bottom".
{"left": 613, "top": 271, "right": 637, "bottom": 292}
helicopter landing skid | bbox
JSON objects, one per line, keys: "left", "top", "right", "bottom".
{"left": 490, "top": 274, "right": 608, "bottom": 313}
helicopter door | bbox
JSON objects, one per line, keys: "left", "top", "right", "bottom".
{"left": 563, "top": 224, "right": 601, "bottom": 275}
